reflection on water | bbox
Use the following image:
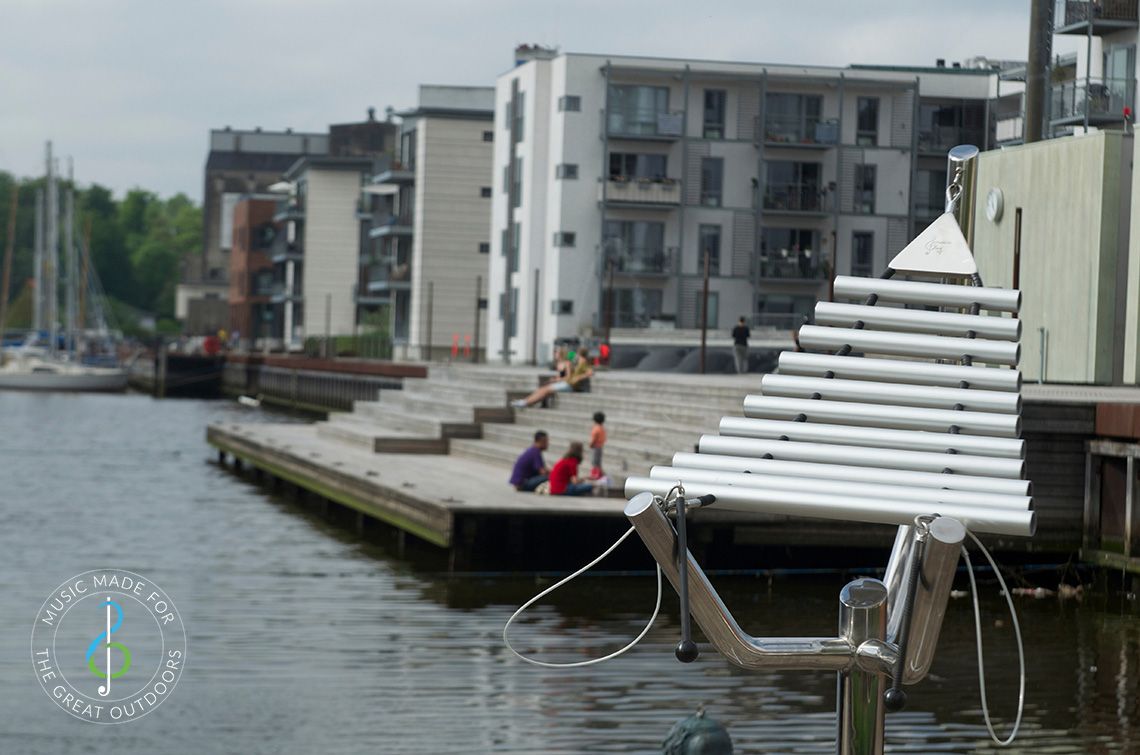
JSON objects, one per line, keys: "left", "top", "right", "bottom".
{"left": 0, "top": 393, "right": 1137, "bottom": 754}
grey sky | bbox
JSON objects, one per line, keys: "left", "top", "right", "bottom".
{"left": 0, "top": 1, "right": 1046, "bottom": 200}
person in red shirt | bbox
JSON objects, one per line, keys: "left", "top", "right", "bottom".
{"left": 548, "top": 442, "right": 595, "bottom": 496}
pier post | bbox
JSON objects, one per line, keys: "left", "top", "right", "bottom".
{"left": 837, "top": 578, "right": 888, "bottom": 755}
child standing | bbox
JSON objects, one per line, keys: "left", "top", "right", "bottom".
{"left": 588, "top": 411, "right": 606, "bottom": 480}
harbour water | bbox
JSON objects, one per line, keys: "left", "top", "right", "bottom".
{"left": 1, "top": 392, "right": 1137, "bottom": 754}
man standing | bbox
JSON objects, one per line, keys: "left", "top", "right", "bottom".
{"left": 731, "top": 316, "right": 751, "bottom": 374}
{"left": 509, "top": 430, "right": 551, "bottom": 492}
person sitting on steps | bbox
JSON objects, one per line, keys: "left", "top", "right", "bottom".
{"left": 509, "top": 430, "right": 550, "bottom": 492}
{"left": 511, "top": 349, "right": 593, "bottom": 409}
{"left": 548, "top": 441, "right": 596, "bottom": 496}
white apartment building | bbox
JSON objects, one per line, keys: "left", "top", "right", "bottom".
{"left": 487, "top": 49, "right": 997, "bottom": 364}
{"left": 271, "top": 156, "right": 377, "bottom": 346}
{"left": 358, "top": 86, "right": 496, "bottom": 360}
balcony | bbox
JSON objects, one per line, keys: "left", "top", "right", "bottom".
{"left": 366, "top": 258, "right": 412, "bottom": 292}
{"left": 273, "top": 202, "right": 304, "bottom": 223}
{"left": 1051, "top": 77, "right": 1135, "bottom": 126}
{"left": 758, "top": 250, "right": 828, "bottom": 282}
{"left": 601, "top": 177, "right": 681, "bottom": 208}
{"left": 606, "top": 110, "right": 685, "bottom": 140}
{"left": 1055, "top": 0, "right": 1138, "bottom": 34}
{"left": 369, "top": 213, "right": 415, "bottom": 238}
{"left": 607, "top": 246, "right": 677, "bottom": 276}
{"left": 269, "top": 281, "right": 303, "bottom": 303}
{"left": 763, "top": 118, "right": 839, "bottom": 148}
{"left": 269, "top": 236, "right": 303, "bottom": 264}
{"left": 352, "top": 282, "right": 390, "bottom": 306}
{"left": 370, "top": 155, "right": 415, "bottom": 185}
{"left": 917, "top": 126, "right": 987, "bottom": 154}
{"left": 762, "top": 184, "right": 832, "bottom": 215}
{"left": 995, "top": 113, "right": 1024, "bottom": 144}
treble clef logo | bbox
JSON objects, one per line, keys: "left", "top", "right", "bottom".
{"left": 85, "top": 597, "right": 131, "bottom": 697}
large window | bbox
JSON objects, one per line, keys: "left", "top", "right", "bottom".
{"left": 914, "top": 168, "right": 946, "bottom": 218}
{"left": 851, "top": 232, "right": 874, "bottom": 277}
{"left": 764, "top": 161, "right": 823, "bottom": 211}
{"left": 759, "top": 228, "right": 822, "bottom": 279}
{"left": 855, "top": 164, "right": 876, "bottom": 214}
{"left": 400, "top": 129, "right": 417, "bottom": 170}
{"left": 856, "top": 97, "right": 879, "bottom": 146}
{"left": 613, "top": 288, "right": 664, "bottom": 328}
{"left": 609, "top": 153, "right": 668, "bottom": 180}
{"left": 765, "top": 93, "right": 823, "bottom": 143}
{"left": 512, "top": 91, "right": 525, "bottom": 142}
{"left": 698, "top": 225, "right": 721, "bottom": 276}
{"left": 700, "top": 157, "right": 724, "bottom": 207}
{"left": 703, "top": 89, "right": 727, "bottom": 139}
{"left": 918, "top": 100, "right": 985, "bottom": 152}
{"left": 511, "top": 157, "right": 523, "bottom": 209}
{"left": 755, "top": 293, "right": 815, "bottom": 329}
{"left": 608, "top": 85, "right": 670, "bottom": 136}
{"left": 604, "top": 220, "right": 668, "bottom": 273}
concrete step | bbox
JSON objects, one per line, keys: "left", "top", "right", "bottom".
{"left": 315, "top": 414, "right": 448, "bottom": 454}
{"left": 506, "top": 408, "right": 716, "bottom": 446}
{"left": 551, "top": 392, "right": 741, "bottom": 426}
{"left": 385, "top": 392, "right": 513, "bottom": 425}
{"left": 476, "top": 424, "right": 678, "bottom": 475}
{"left": 401, "top": 379, "right": 512, "bottom": 407}
{"left": 351, "top": 402, "right": 482, "bottom": 440}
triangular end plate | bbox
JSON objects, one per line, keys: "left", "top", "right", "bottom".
{"left": 888, "top": 212, "right": 977, "bottom": 276}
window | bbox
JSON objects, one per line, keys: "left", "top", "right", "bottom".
{"left": 478, "top": 242, "right": 490, "bottom": 254}
{"left": 556, "top": 163, "right": 579, "bottom": 180}
{"left": 553, "top": 232, "right": 576, "bottom": 247}
{"left": 500, "top": 288, "right": 519, "bottom": 337}
{"left": 856, "top": 97, "right": 879, "bottom": 146}
{"left": 478, "top": 297, "right": 488, "bottom": 310}
{"left": 608, "top": 152, "right": 667, "bottom": 180}
{"left": 756, "top": 293, "right": 815, "bottom": 329}
{"left": 400, "top": 129, "right": 417, "bottom": 170}
{"left": 511, "top": 158, "right": 523, "bottom": 208}
{"left": 509, "top": 90, "right": 525, "bottom": 142}
{"left": 765, "top": 93, "right": 824, "bottom": 143}
{"left": 558, "top": 95, "right": 581, "bottom": 112}
{"left": 482, "top": 130, "right": 494, "bottom": 142}
{"left": 764, "top": 161, "right": 823, "bottom": 211}
{"left": 698, "top": 225, "right": 721, "bottom": 276}
{"left": 855, "top": 164, "right": 876, "bottom": 214}
{"left": 703, "top": 89, "right": 727, "bottom": 139}
{"left": 607, "top": 84, "right": 674, "bottom": 136}
{"left": 480, "top": 186, "right": 492, "bottom": 198}
{"left": 612, "top": 288, "right": 664, "bottom": 328}
{"left": 502, "top": 165, "right": 509, "bottom": 193}
{"left": 603, "top": 220, "right": 668, "bottom": 273}
{"left": 697, "top": 291, "right": 720, "bottom": 329}
{"left": 760, "top": 228, "right": 821, "bottom": 280}
{"left": 700, "top": 157, "right": 724, "bottom": 207}
{"left": 501, "top": 223, "right": 520, "bottom": 272}
{"left": 551, "top": 299, "right": 574, "bottom": 315}
{"left": 851, "top": 232, "right": 874, "bottom": 277}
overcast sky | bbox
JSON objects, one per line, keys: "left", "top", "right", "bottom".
{"left": 0, "top": 1, "right": 1052, "bottom": 201}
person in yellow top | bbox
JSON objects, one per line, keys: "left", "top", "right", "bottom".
{"left": 511, "top": 349, "right": 593, "bottom": 409}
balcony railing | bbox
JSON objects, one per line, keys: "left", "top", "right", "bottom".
{"left": 606, "top": 110, "right": 684, "bottom": 139}
{"left": 370, "top": 213, "right": 415, "bottom": 237}
{"left": 607, "top": 246, "right": 677, "bottom": 276}
{"left": 763, "top": 184, "right": 830, "bottom": 213}
{"left": 763, "top": 118, "right": 839, "bottom": 146}
{"left": 610, "top": 309, "right": 670, "bottom": 329}
{"left": 366, "top": 259, "right": 412, "bottom": 291}
{"left": 758, "top": 251, "right": 828, "bottom": 281}
{"left": 371, "top": 154, "right": 415, "bottom": 184}
{"left": 995, "top": 114, "right": 1024, "bottom": 143}
{"left": 603, "top": 178, "right": 682, "bottom": 206}
{"left": 1056, "top": 0, "right": 1138, "bottom": 29}
{"left": 270, "top": 281, "right": 303, "bottom": 302}
{"left": 749, "top": 312, "right": 811, "bottom": 330}
{"left": 1051, "top": 77, "right": 1135, "bottom": 123}
{"left": 269, "top": 237, "right": 303, "bottom": 264}
{"left": 917, "top": 126, "right": 987, "bottom": 154}
{"left": 273, "top": 199, "right": 304, "bottom": 223}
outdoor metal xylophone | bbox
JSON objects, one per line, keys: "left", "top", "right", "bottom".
{"left": 623, "top": 145, "right": 1029, "bottom": 754}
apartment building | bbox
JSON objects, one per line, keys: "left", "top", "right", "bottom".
{"left": 487, "top": 49, "right": 995, "bottom": 364}
{"left": 358, "top": 86, "right": 495, "bottom": 359}
{"left": 226, "top": 196, "right": 278, "bottom": 345}
{"left": 180, "top": 127, "right": 329, "bottom": 334}
{"left": 268, "top": 115, "right": 397, "bottom": 347}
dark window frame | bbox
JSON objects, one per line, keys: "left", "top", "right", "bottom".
{"left": 700, "top": 157, "right": 724, "bottom": 207}
{"left": 703, "top": 89, "right": 727, "bottom": 139}
{"left": 698, "top": 224, "right": 722, "bottom": 276}
{"left": 851, "top": 231, "right": 874, "bottom": 276}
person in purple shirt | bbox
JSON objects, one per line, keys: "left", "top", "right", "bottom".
{"left": 510, "top": 431, "right": 550, "bottom": 492}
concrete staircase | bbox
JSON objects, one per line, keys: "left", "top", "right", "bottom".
{"left": 314, "top": 363, "right": 756, "bottom": 488}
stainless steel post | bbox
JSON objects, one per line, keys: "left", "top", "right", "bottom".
{"left": 946, "top": 144, "right": 979, "bottom": 249}
{"left": 837, "top": 578, "right": 888, "bottom": 755}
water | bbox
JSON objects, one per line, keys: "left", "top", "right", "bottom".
{"left": 1, "top": 392, "right": 1138, "bottom": 754}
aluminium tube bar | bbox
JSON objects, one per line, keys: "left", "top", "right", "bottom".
{"left": 814, "top": 301, "right": 1021, "bottom": 341}
{"left": 698, "top": 434, "right": 1026, "bottom": 478}
{"left": 777, "top": 351, "right": 1021, "bottom": 392}
{"left": 741, "top": 396, "right": 1021, "bottom": 437}
{"left": 797, "top": 325, "right": 1020, "bottom": 366}
{"left": 758, "top": 374, "right": 1021, "bottom": 413}
{"left": 718, "top": 417, "right": 1025, "bottom": 458}
{"left": 625, "top": 477, "right": 1035, "bottom": 536}
{"left": 833, "top": 275, "right": 1020, "bottom": 312}
{"left": 670, "top": 452, "right": 1031, "bottom": 496}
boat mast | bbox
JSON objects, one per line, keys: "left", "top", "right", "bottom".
{"left": 65, "top": 158, "right": 77, "bottom": 357}
{"left": 0, "top": 185, "right": 17, "bottom": 351}
{"left": 33, "top": 188, "right": 43, "bottom": 333}
{"left": 45, "top": 141, "right": 59, "bottom": 357}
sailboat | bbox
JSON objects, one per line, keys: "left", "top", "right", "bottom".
{"left": 0, "top": 143, "right": 128, "bottom": 392}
